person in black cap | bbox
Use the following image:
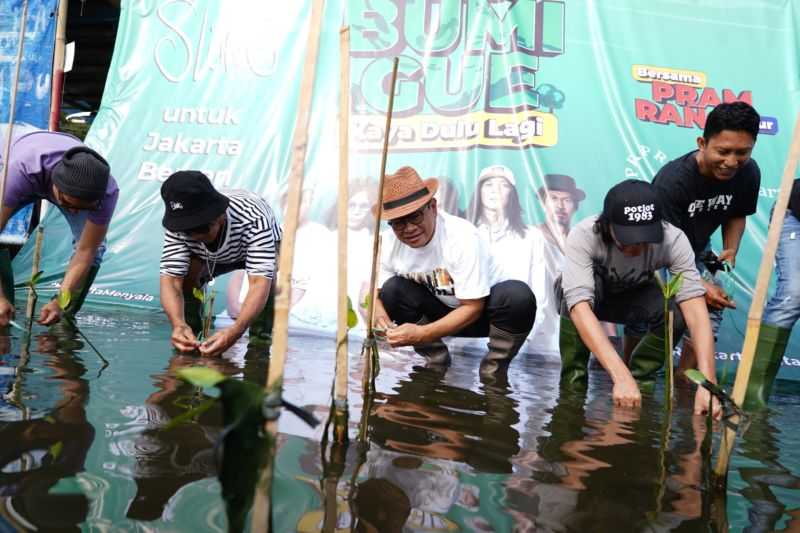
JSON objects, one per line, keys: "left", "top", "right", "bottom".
{"left": 557, "top": 179, "right": 720, "bottom": 417}
{"left": 159, "top": 171, "right": 282, "bottom": 356}
{"left": 0, "top": 130, "right": 119, "bottom": 326}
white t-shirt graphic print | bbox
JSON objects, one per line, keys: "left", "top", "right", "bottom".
{"left": 379, "top": 211, "right": 490, "bottom": 308}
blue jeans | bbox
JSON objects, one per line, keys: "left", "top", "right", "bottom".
{"left": 57, "top": 206, "right": 106, "bottom": 266}
{"left": 763, "top": 211, "right": 800, "bottom": 329}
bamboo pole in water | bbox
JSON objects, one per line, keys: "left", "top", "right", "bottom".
{"left": 713, "top": 113, "right": 800, "bottom": 482}
{"left": 25, "top": 226, "right": 44, "bottom": 324}
{"left": 48, "top": 0, "right": 68, "bottom": 131}
{"left": 361, "top": 57, "right": 399, "bottom": 391}
{"left": 1, "top": 0, "right": 29, "bottom": 215}
{"left": 250, "top": 0, "right": 325, "bottom": 530}
{"left": 333, "top": 26, "right": 351, "bottom": 444}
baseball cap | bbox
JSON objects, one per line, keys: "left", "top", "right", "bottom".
{"left": 602, "top": 179, "right": 663, "bottom": 245}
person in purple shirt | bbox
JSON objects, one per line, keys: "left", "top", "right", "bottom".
{"left": 0, "top": 130, "right": 119, "bottom": 326}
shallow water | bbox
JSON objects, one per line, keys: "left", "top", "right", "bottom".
{"left": 1, "top": 307, "right": 799, "bottom": 531}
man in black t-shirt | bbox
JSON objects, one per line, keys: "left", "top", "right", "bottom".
{"left": 652, "top": 101, "right": 761, "bottom": 370}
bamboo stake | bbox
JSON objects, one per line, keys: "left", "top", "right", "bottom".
{"left": 25, "top": 226, "right": 44, "bottom": 322}
{"left": 48, "top": 0, "right": 68, "bottom": 131}
{"left": 360, "top": 57, "right": 399, "bottom": 392}
{"left": 1, "top": 0, "right": 30, "bottom": 215}
{"left": 201, "top": 290, "right": 216, "bottom": 340}
{"left": 713, "top": 113, "right": 800, "bottom": 482}
{"left": 250, "top": 0, "right": 326, "bottom": 530}
{"left": 333, "top": 26, "right": 351, "bottom": 444}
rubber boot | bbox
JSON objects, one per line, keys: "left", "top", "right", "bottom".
{"left": 0, "top": 248, "right": 14, "bottom": 305}
{"left": 183, "top": 287, "right": 204, "bottom": 335}
{"left": 62, "top": 265, "right": 100, "bottom": 318}
{"left": 628, "top": 332, "right": 668, "bottom": 384}
{"left": 742, "top": 324, "right": 792, "bottom": 410}
{"left": 559, "top": 316, "right": 591, "bottom": 385}
{"left": 413, "top": 317, "right": 451, "bottom": 367}
{"left": 480, "top": 325, "right": 528, "bottom": 376}
{"left": 248, "top": 287, "right": 275, "bottom": 349}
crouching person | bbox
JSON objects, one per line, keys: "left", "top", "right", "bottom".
{"left": 558, "top": 179, "right": 721, "bottom": 418}
{"left": 371, "top": 166, "right": 536, "bottom": 376}
{"left": 159, "top": 171, "right": 282, "bottom": 356}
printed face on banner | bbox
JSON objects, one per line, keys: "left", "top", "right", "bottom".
{"left": 542, "top": 190, "right": 576, "bottom": 227}
{"left": 350, "top": 0, "right": 566, "bottom": 152}
{"left": 479, "top": 177, "right": 514, "bottom": 213}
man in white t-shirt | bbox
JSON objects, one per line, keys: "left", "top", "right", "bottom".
{"left": 372, "top": 166, "right": 537, "bottom": 376}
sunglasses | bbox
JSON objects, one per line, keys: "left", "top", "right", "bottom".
{"left": 387, "top": 203, "right": 430, "bottom": 230}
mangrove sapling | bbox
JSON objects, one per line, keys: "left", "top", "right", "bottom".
{"left": 57, "top": 287, "right": 109, "bottom": 370}
{"left": 192, "top": 287, "right": 217, "bottom": 342}
{"left": 654, "top": 271, "right": 684, "bottom": 410}
{"left": 173, "top": 366, "right": 319, "bottom": 532}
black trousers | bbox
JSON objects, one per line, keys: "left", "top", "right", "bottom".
{"left": 379, "top": 276, "right": 536, "bottom": 336}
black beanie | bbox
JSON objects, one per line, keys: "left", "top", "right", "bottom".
{"left": 51, "top": 146, "right": 110, "bottom": 201}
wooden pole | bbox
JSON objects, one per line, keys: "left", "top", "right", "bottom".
{"left": 250, "top": 0, "right": 325, "bottom": 530}
{"left": 1, "top": 0, "right": 30, "bottom": 214}
{"left": 333, "top": 26, "right": 351, "bottom": 444}
{"left": 360, "top": 58, "right": 399, "bottom": 391}
{"left": 363, "top": 57, "right": 399, "bottom": 335}
{"left": 25, "top": 226, "right": 44, "bottom": 323}
{"left": 713, "top": 113, "right": 800, "bottom": 481}
{"left": 48, "top": 0, "right": 69, "bottom": 131}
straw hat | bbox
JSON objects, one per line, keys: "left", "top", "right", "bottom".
{"left": 374, "top": 166, "right": 439, "bottom": 220}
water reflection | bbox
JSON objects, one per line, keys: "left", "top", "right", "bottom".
{"left": 117, "top": 349, "right": 268, "bottom": 522}
{"left": 0, "top": 331, "right": 93, "bottom": 531}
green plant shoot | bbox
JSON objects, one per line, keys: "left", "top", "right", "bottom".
{"left": 58, "top": 288, "right": 72, "bottom": 310}
{"left": 193, "top": 287, "right": 205, "bottom": 302}
{"left": 177, "top": 366, "right": 226, "bottom": 388}
{"left": 28, "top": 270, "right": 43, "bottom": 287}
{"left": 654, "top": 271, "right": 683, "bottom": 410}
{"left": 347, "top": 296, "right": 358, "bottom": 329}
{"left": 360, "top": 293, "right": 371, "bottom": 310}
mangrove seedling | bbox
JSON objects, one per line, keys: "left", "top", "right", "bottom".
{"left": 57, "top": 287, "right": 109, "bottom": 370}
{"left": 193, "top": 287, "right": 217, "bottom": 341}
{"left": 174, "top": 366, "right": 319, "bottom": 532}
{"left": 654, "top": 271, "right": 683, "bottom": 410}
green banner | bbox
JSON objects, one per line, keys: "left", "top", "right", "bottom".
{"left": 13, "top": 0, "right": 800, "bottom": 377}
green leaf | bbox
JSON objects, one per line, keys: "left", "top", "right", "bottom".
{"left": 684, "top": 369, "right": 708, "bottom": 386}
{"left": 192, "top": 287, "right": 205, "bottom": 302}
{"left": 58, "top": 288, "right": 72, "bottom": 310}
{"left": 177, "top": 367, "right": 226, "bottom": 388}
{"left": 360, "top": 293, "right": 371, "bottom": 310}
{"left": 666, "top": 272, "right": 684, "bottom": 298}
{"left": 347, "top": 296, "right": 358, "bottom": 329}
{"left": 28, "top": 270, "right": 44, "bottom": 287}
{"left": 49, "top": 441, "right": 63, "bottom": 460}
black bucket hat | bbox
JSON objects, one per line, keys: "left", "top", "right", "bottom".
{"left": 603, "top": 179, "right": 663, "bottom": 246}
{"left": 161, "top": 171, "right": 230, "bottom": 232}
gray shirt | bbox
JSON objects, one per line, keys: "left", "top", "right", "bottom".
{"left": 561, "top": 216, "right": 705, "bottom": 311}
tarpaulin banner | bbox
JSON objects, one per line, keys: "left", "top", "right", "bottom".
{"left": 13, "top": 0, "right": 800, "bottom": 377}
{"left": 0, "top": 0, "right": 57, "bottom": 244}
